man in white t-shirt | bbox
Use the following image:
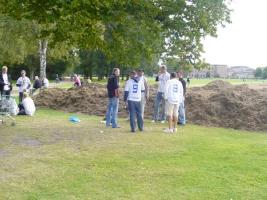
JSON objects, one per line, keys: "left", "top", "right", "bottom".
{"left": 0, "top": 66, "right": 12, "bottom": 98}
{"left": 18, "top": 92, "right": 36, "bottom": 116}
{"left": 16, "top": 70, "right": 31, "bottom": 103}
{"left": 163, "top": 72, "right": 184, "bottom": 133}
{"left": 137, "top": 69, "right": 149, "bottom": 119}
{"left": 152, "top": 65, "right": 170, "bottom": 123}
{"left": 124, "top": 71, "right": 145, "bottom": 133}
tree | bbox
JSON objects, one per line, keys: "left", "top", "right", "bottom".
{"left": 255, "top": 67, "right": 263, "bottom": 78}
{"left": 263, "top": 67, "right": 267, "bottom": 79}
{"left": 0, "top": 0, "right": 231, "bottom": 75}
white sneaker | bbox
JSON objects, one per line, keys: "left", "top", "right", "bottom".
{"left": 163, "top": 128, "right": 173, "bottom": 133}
{"left": 151, "top": 120, "right": 155, "bottom": 123}
{"left": 161, "top": 120, "right": 165, "bottom": 124}
{"left": 173, "top": 128, "right": 177, "bottom": 133}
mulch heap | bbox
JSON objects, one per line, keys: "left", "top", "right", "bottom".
{"left": 34, "top": 81, "right": 267, "bottom": 132}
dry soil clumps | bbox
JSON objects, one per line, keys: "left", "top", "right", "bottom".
{"left": 34, "top": 81, "right": 267, "bottom": 132}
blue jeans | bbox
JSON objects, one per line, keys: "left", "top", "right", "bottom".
{"left": 178, "top": 101, "right": 186, "bottom": 124}
{"left": 106, "top": 97, "right": 119, "bottom": 128}
{"left": 128, "top": 100, "right": 143, "bottom": 132}
{"left": 153, "top": 92, "right": 166, "bottom": 121}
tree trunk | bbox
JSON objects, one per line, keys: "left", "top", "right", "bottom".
{"left": 39, "top": 39, "right": 48, "bottom": 80}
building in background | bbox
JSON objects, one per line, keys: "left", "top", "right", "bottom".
{"left": 190, "top": 65, "right": 255, "bottom": 78}
{"left": 228, "top": 66, "right": 255, "bottom": 78}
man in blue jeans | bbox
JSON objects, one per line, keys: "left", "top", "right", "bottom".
{"left": 124, "top": 71, "right": 145, "bottom": 133}
{"left": 106, "top": 68, "right": 120, "bottom": 128}
{"left": 152, "top": 65, "right": 170, "bottom": 123}
{"left": 177, "top": 72, "right": 186, "bottom": 125}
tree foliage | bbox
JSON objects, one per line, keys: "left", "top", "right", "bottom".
{"left": 255, "top": 67, "right": 263, "bottom": 78}
{"left": 0, "top": 0, "right": 231, "bottom": 76}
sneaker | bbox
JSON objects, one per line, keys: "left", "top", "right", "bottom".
{"left": 163, "top": 128, "right": 173, "bottom": 133}
{"left": 161, "top": 120, "right": 165, "bottom": 124}
{"left": 151, "top": 120, "right": 155, "bottom": 123}
{"left": 173, "top": 128, "right": 177, "bottom": 133}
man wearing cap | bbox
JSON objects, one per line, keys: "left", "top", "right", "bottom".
{"left": 137, "top": 69, "right": 149, "bottom": 119}
{"left": 152, "top": 65, "right": 170, "bottom": 123}
{"left": 16, "top": 70, "right": 31, "bottom": 103}
{"left": 124, "top": 71, "right": 145, "bottom": 133}
{"left": 0, "top": 66, "right": 12, "bottom": 98}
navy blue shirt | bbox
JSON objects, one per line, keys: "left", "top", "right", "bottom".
{"left": 107, "top": 74, "right": 119, "bottom": 98}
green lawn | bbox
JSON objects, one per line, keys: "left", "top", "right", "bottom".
{"left": 0, "top": 109, "right": 267, "bottom": 199}
{"left": 52, "top": 78, "right": 266, "bottom": 89}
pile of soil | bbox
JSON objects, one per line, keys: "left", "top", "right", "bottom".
{"left": 34, "top": 81, "right": 267, "bottom": 132}
{"left": 186, "top": 80, "right": 267, "bottom": 131}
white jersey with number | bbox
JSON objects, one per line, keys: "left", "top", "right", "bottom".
{"left": 17, "top": 77, "right": 31, "bottom": 93}
{"left": 164, "top": 79, "right": 184, "bottom": 104}
{"left": 124, "top": 78, "right": 145, "bottom": 102}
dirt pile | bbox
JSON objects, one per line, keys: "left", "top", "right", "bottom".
{"left": 34, "top": 81, "right": 267, "bottom": 132}
{"left": 186, "top": 80, "right": 267, "bottom": 131}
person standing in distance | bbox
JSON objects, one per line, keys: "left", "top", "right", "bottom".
{"left": 106, "top": 68, "right": 120, "bottom": 128}
{"left": 177, "top": 71, "right": 186, "bottom": 125}
{"left": 164, "top": 72, "right": 184, "bottom": 133}
{"left": 137, "top": 69, "right": 149, "bottom": 119}
{"left": 0, "top": 66, "right": 12, "bottom": 98}
{"left": 152, "top": 65, "right": 170, "bottom": 123}
{"left": 124, "top": 71, "right": 145, "bottom": 133}
{"left": 16, "top": 70, "right": 31, "bottom": 103}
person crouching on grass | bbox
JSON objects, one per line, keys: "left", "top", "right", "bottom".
{"left": 18, "top": 92, "right": 36, "bottom": 116}
{"left": 124, "top": 71, "right": 145, "bottom": 133}
{"left": 163, "top": 72, "right": 184, "bottom": 133}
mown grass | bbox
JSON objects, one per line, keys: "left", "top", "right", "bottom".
{"left": 52, "top": 78, "right": 266, "bottom": 89}
{"left": 0, "top": 109, "right": 267, "bottom": 199}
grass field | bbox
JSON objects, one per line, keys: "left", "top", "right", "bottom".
{"left": 1, "top": 109, "right": 267, "bottom": 199}
{"left": 52, "top": 78, "right": 267, "bottom": 89}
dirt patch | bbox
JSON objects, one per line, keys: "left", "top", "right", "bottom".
{"left": 0, "top": 149, "right": 8, "bottom": 157}
{"left": 12, "top": 136, "right": 42, "bottom": 147}
{"left": 34, "top": 81, "right": 267, "bottom": 132}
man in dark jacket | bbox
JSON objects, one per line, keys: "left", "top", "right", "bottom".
{"left": 32, "top": 76, "right": 42, "bottom": 95}
{"left": 105, "top": 68, "right": 120, "bottom": 128}
{"left": 0, "top": 66, "right": 12, "bottom": 98}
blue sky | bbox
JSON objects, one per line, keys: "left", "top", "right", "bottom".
{"left": 202, "top": 0, "right": 267, "bottom": 68}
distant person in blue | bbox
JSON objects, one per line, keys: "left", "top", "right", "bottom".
{"left": 105, "top": 68, "right": 120, "bottom": 128}
{"left": 124, "top": 71, "right": 145, "bottom": 133}
{"left": 177, "top": 71, "right": 186, "bottom": 125}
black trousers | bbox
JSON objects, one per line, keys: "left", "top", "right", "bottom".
{"left": 19, "top": 92, "right": 23, "bottom": 103}
{"left": 18, "top": 103, "right": 26, "bottom": 115}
